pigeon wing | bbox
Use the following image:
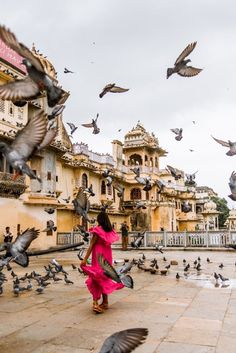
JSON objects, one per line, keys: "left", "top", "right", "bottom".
{"left": 170, "top": 128, "right": 180, "bottom": 135}
{"left": 175, "top": 42, "right": 197, "bottom": 64}
{"left": 81, "top": 122, "right": 93, "bottom": 128}
{"left": 178, "top": 66, "right": 202, "bottom": 77}
{"left": 110, "top": 86, "right": 129, "bottom": 93}
{"left": 0, "top": 26, "right": 45, "bottom": 73}
{"left": 211, "top": 136, "right": 230, "bottom": 148}
{"left": 97, "top": 254, "right": 121, "bottom": 283}
{"left": 99, "top": 328, "right": 148, "bottom": 353}
{"left": 11, "top": 110, "right": 47, "bottom": 160}
{"left": 11, "top": 228, "right": 39, "bottom": 267}
{"left": 0, "top": 76, "right": 39, "bottom": 101}
{"left": 38, "top": 126, "right": 58, "bottom": 151}
{"left": 67, "top": 122, "right": 75, "bottom": 130}
{"left": 75, "top": 189, "right": 87, "bottom": 209}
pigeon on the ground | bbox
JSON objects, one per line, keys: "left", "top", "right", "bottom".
{"left": 0, "top": 25, "right": 65, "bottom": 107}
{"left": 42, "top": 220, "right": 57, "bottom": 232}
{"left": 170, "top": 128, "right": 183, "bottom": 141}
{"left": 81, "top": 113, "right": 100, "bottom": 134}
{"left": 99, "top": 83, "right": 129, "bottom": 98}
{"left": 98, "top": 254, "right": 134, "bottom": 289}
{"left": 167, "top": 41, "right": 202, "bottom": 79}
{"left": 218, "top": 273, "right": 229, "bottom": 282}
{"left": 219, "top": 263, "right": 224, "bottom": 269}
{"left": 176, "top": 272, "right": 180, "bottom": 280}
{"left": 72, "top": 188, "right": 90, "bottom": 222}
{"left": 99, "top": 328, "right": 148, "bottom": 353}
{"left": 64, "top": 274, "right": 74, "bottom": 284}
{"left": 0, "top": 109, "right": 48, "bottom": 182}
{"left": 0, "top": 228, "right": 40, "bottom": 267}
{"left": 71, "top": 264, "right": 77, "bottom": 270}
{"left": 64, "top": 68, "right": 74, "bottom": 74}
{"left": 211, "top": 136, "right": 236, "bottom": 156}
{"left": 67, "top": 122, "right": 78, "bottom": 137}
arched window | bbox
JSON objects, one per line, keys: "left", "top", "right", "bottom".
{"left": 130, "top": 188, "right": 141, "bottom": 200}
{"left": 101, "top": 180, "right": 106, "bottom": 194}
{"left": 82, "top": 173, "right": 88, "bottom": 188}
{"left": 107, "top": 184, "right": 112, "bottom": 195}
{"left": 129, "top": 154, "right": 143, "bottom": 166}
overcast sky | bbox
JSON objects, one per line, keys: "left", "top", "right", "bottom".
{"left": 1, "top": 0, "right": 236, "bottom": 205}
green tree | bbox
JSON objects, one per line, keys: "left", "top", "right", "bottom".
{"left": 211, "top": 196, "right": 230, "bottom": 228}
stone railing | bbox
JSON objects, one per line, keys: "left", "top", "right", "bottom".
{"left": 0, "top": 172, "right": 27, "bottom": 198}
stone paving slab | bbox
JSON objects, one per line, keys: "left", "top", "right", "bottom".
{"left": 0, "top": 249, "right": 236, "bottom": 352}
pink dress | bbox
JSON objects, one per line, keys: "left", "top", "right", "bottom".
{"left": 81, "top": 225, "right": 124, "bottom": 300}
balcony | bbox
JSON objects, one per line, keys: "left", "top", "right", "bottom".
{"left": 0, "top": 172, "right": 27, "bottom": 198}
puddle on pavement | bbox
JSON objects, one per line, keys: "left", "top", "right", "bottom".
{"left": 185, "top": 274, "right": 236, "bottom": 289}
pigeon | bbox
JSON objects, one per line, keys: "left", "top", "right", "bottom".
{"left": 0, "top": 228, "right": 40, "bottom": 267}
{"left": 219, "top": 263, "right": 224, "bottom": 269}
{"left": 113, "top": 182, "right": 125, "bottom": 198}
{"left": 72, "top": 188, "right": 90, "bottom": 222}
{"left": 99, "top": 328, "right": 148, "bottom": 353}
{"left": 84, "top": 184, "right": 95, "bottom": 197}
{"left": 44, "top": 207, "right": 56, "bottom": 214}
{"left": 99, "top": 83, "right": 129, "bottom": 98}
{"left": 0, "top": 109, "right": 48, "bottom": 182}
{"left": 0, "top": 285, "right": 3, "bottom": 295}
{"left": 64, "top": 274, "right": 74, "bottom": 284}
{"left": 42, "top": 220, "right": 57, "bottom": 232}
{"left": 167, "top": 41, "right": 202, "bottom": 79}
{"left": 211, "top": 136, "right": 236, "bottom": 156}
{"left": 98, "top": 254, "right": 134, "bottom": 289}
{"left": 81, "top": 113, "right": 100, "bottom": 134}
{"left": 64, "top": 68, "right": 74, "bottom": 74}
{"left": 62, "top": 196, "right": 71, "bottom": 203}
{"left": 214, "top": 272, "right": 219, "bottom": 282}
{"left": 155, "top": 179, "right": 165, "bottom": 194}
{"left": 77, "top": 225, "right": 90, "bottom": 243}
{"left": 182, "top": 201, "right": 191, "bottom": 213}
{"left": 102, "top": 169, "right": 112, "bottom": 178}
{"left": 47, "top": 104, "right": 65, "bottom": 120}
{"left": 0, "top": 25, "right": 65, "bottom": 107}
{"left": 176, "top": 272, "right": 180, "bottom": 280}
{"left": 207, "top": 257, "right": 211, "bottom": 263}
{"left": 130, "top": 167, "right": 152, "bottom": 190}
{"left": 71, "top": 264, "right": 77, "bottom": 270}
{"left": 67, "top": 122, "right": 78, "bottom": 137}
{"left": 135, "top": 201, "right": 147, "bottom": 210}
{"left": 218, "top": 273, "right": 229, "bottom": 282}
{"left": 196, "top": 263, "right": 201, "bottom": 271}
{"left": 189, "top": 149, "right": 194, "bottom": 152}
{"left": 185, "top": 171, "right": 198, "bottom": 186}
{"left": 166, "top": 165, "right": 182, "bottom": 180}
{"left": 155, "top": 244, "right": 164, "bottom": 254}
{"left": 170, "top": 128, "right": 183, "bottom": 141}
{"left": 228, "top": 171, "right": 236, "bottom": 201}
{"left": 36, "top": 286, "right": 44, "bottom": 294}
{"left": 131, "top": 232, "right": 145, "bottom": 249}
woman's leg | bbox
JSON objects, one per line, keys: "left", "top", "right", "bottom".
{"left": 100, "top": 293, "right": 108, "bottom": 309}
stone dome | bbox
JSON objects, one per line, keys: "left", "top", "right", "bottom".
{"left": 203, "top": 200, "right": 217, "bottom": 211}
{"left": 229, "top": 209, "right": 236, "bottom": 217}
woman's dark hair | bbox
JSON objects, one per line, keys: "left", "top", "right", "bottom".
{"left": 97, "top": 211, "right": 113, "bottom": 232}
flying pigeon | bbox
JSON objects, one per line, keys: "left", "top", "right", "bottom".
{"left": 113, "top": 182, "right": 125, "bottom": 198}
{"left": 155, "top": 179, "right": 165, "bottom": 194}
{"left": 170, "top": 128, "right": 183, "bottom": 141}
{"left": 81, "top": 113, "right": 100, "bottom": 134}
{"left": 167, "top": 165, "right": 182, "bottom": 180}
{"left": 228, "top": 171, "right": 236, "bottom": 201}
{"left": 98, "top": 254, "right": 134, "bottom": 289}
{"left": 135, "top": 201, "right": 147, "bottom": 210}
{"left": 0, "top": 25, "right": 65, "bottom": 107}
{"left": 131, "top": 232, "right": 146, "bottom": 249}
{"left": 72, "top": 188, "right": 90, "bottom": 222}
{"left": 130, "top": 167, "right": 152, "bottom": 190}
{"left": 42, "top": 220, "right": 57, "bottom": 232}
{"left": 185, "top": 171, "right": 198, "bottom": 186}
{"left": 99, "top": 328, "right": 148, "bottom": 353}
{"left": 77, "top": 225, "right": 90, "bottom": 243}
{"left": 67, "top": 122, "right": 78, "bottom": 137}
{"left": 64, "top": 68, "right": 74, "bottom": 74}
{"left": 211, "top": 135, "right": 236, "bottom": 156}
{"left": 0, "top": 109, "right": 48, "bottom": 182}
{"left": 102, "top": 169, "right": 112, "bottom": 178}
{"left": 48, "top": 104, "right": 65, "bottom": 120}
{"left": 84, "top": 184, "right": 95, "bottom": 197}
{"left": 182, "top": 201, "right": 191, "bottom": 213}
{"left": 0, "top": 228, "right": 39, "bottom": 267}
{"left": 99, "top": 83, "right": 129, "bottom": 98}
{"left": 167, "top": 41, "right": 202, "bottom": 79}
{"left": 62, "top": 196, "right": 71, "bottom": 203}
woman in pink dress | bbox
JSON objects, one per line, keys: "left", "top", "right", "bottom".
{"left": 80, "top": 211, "right": 124, "bottom": 313}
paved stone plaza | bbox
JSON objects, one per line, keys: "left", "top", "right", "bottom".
{"left": 1, "top": 249, "right": 236, "bottom": 353}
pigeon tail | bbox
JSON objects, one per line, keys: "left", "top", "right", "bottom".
{"left": 120, "top": 274, "right": 134, "bottom": 289}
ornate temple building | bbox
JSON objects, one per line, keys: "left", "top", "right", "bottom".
{"left": 0, "top": 41, "right": 220, "bottom": 249}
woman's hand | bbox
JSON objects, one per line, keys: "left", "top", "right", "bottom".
{"left": 80, "top": 259, "right": 87, "bottom": 267}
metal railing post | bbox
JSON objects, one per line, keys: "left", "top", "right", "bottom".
{"left": 184, "top": 231, "right": 187, "bottom": 248}
{"left": 164, "top": 231, "right": 167, "bottom": 247}
{"left": 206, "top": 231, "right": 209, "bottom": 248}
